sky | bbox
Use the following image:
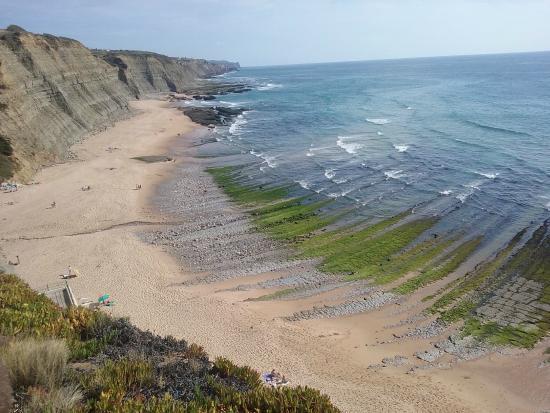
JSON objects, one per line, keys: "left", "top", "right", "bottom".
{"left": 1, "top": 0, "right": 549, "bottom": 67}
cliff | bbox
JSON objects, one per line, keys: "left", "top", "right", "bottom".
{"left": 0, "top": 26, "right": 239, "bottom": 181}
{"left": 93, "top": 50, "right": 240, "bottom": 97}
{"left": 0, "top": 26, "right": 132, "bottom": 181}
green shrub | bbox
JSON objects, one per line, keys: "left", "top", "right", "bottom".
{"left": 1, "top": 338, "right": 68, "bottom": 390}
{"left": 212, "top": 357, "right": 261, "bottom": 389}
{"left": 83, "top": 357, "right": 154, "bottom": 402}
{"left": 185, "top": 343, "right": 208, "bottom": 361}
{"left": 210, "top": 382, "right": 340, "bottom": 413}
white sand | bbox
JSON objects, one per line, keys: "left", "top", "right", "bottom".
{"left": 1, "top": 99, "right": 547, "bottom": 413}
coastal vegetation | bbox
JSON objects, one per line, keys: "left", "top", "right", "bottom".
{"left": 0, "top": 274, "right": 340, "bottom": 412}
{"left": 392, "top": 237, "right": 482, "bottom": 294}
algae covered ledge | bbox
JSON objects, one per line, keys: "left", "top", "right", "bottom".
{"left": 206, "top": 164, "right": 550, "bottom": 349}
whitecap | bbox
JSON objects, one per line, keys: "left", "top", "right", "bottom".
{"left": 296, "top": 180, "right": 311, "bottom": 190}
{"left": 439, "top": 190, "right": 453, "bottom": 196}
{"left": 336, "top": 136, "right": 364, "bottom": 154}
{"left": 464, "top": 180, "right": 484, "bottom": 190}
{"left": 307, "top": 146, "right": 332, "bottom": 157}
{"left": 406, "top": 106, "right": 413, "bottom": 110}
{"left": 262, "top": 155, "right": 277, "bottom": 168}
{"left": 324, "top": 168, "right": 336, "bottom": 180}
{"left": 341, "top": 188, "right": 354, "bottom": 196}
{"left": 377, "top": 131, "right": 384, "bottom": 136}
{"left": 456, "top": 192, "right": 470, "bottom": 203}
{"left": 366, "top": 118, "right": 390, "bottom": 125}
{"left": 257, "top": 83, "right": 283, "bottom": 91}
{"left": 474, "top": 171, "right": 499, "bottom": 179}
{"left": 393, "top": 144, "right": 409, "bottom": 153}
{"left": 384, "top": 170, "right": 406, "bottom": 180}
{"left": 327, "top": 192, "right": 341, "bottom": 199}
{"left": 229, "top": 115, "right": 248, "bottom": 135}
{"left": 333, "top": 178, "right": 348, "bottom": 184}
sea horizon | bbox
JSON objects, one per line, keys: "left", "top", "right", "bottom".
{"left": 240, "top": 49, "right": 550, "bottom": 70}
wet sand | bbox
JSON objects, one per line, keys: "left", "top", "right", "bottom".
{"left": 1, "top": 99, "right": 548, "bottom": 413}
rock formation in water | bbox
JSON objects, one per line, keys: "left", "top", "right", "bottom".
{"left": 0, "top": 26, "right": 239, "bottom": 181}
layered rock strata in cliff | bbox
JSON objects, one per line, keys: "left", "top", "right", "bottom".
{"left": 93, "top": 50, "right": 240, "bottom": 98}
{"left": 0, "top": 27, "right": 132, "bottom": 180}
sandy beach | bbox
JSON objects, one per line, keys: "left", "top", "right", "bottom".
{"left": 1, "top": 99, "right": 548, "bottom": 413}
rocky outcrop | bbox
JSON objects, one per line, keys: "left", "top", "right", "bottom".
{"left": 93, "top": 50, "right": 240, "bottom": 98}
{"left": 0, "top": 27, "right": 239, "bottom": 181}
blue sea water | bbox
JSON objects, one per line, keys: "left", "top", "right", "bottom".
{"left": 187, "top": 52, "right": 550, "bottom": 252}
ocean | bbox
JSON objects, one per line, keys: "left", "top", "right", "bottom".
{"left": 182, "top": 52, "right": 550, "bottom": 256}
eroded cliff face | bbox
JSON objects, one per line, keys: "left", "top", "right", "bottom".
{"left": 0, "top": 27, "right": 239, "bottom": 181}
{"left": 0, "top": 27, "right": 132, "bottom": 181}
{"left": 94, "top": 50, "right": 239, "bottom": 97}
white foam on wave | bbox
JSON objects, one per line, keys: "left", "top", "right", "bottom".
{"left": 538, "top": 195, "right": 550, "bottom": 210}
{"left": 257, "top": 83, "right": 283, "bottom": 91}
{"left": 439, "top": 190, "right": 453, "bottom": 196}
{"left": 336, "top": 136, "right": 364, "bottom": 154}
{"left": 306, "top": 146, "right": 331, "bottom": 157}
{"left": 327, "top": 192, "right": 342, "bottom": 199}
{"left": 229, "top": 114, "right": 248, "bottom": 135}
{"left": 377, "top": 131, "right": 384, "bottom": 136}
{"left": 366, "top": 118, "right": 390, "bottom": 125}
{"left": 464, "top": 180, "right": 484, "bottom": 191}
{"left": 384, "top": 170, "right": 406, "bottom": 180}
{"left": 250, "top": 150, "right": 277, "bottom": 168}
{"left": 324, "top": 168, "right": 336, "bottom": 180}
{"left": 456, "top": 192, "right": 470, "bottom": 203}
{"left": 296, "top": 180, "right": 311, "bottom": 190}
{"left": 407, "top": 106, "right": 413, "bottom": 110}
{"left": 474, "top": 171, "right": 499, "bottom": 179}
{"left": 218, "top": 100, "right": 243, "bottom": 107}
{"left": 333, "top": 178, "right": 348, "bottom": 184}
{"left": 393, "top": 144, "right": 409, "bottom": 153}
{"left": 341, "top": 188, "right": 354, "bottom": 196}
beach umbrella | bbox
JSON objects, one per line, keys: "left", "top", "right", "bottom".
{"left": 98, "top": 294, "right": 110, "bottom": 303}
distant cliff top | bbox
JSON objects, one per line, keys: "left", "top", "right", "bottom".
{"left": 92, "top": 49, "right": 240, "bottom": 69}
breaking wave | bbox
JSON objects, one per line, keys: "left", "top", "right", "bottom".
{"left": 336, "top": 136, "right": 364, "bottom": 154}
{"left": 366, "top": 118, "right": 390, "bottom": 125}
{"left": 393, "top": 144, "right": 409, "bottom": 153}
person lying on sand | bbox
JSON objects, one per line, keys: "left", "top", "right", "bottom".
{"left": 263, "top": 370, "right": 289, "bottom": 387}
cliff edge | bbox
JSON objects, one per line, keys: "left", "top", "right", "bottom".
{"left": 94, "top": 49, "right": 239, "bottom": 97}
{"left": 0, "top": 26, "right": 239, "bottom": 181}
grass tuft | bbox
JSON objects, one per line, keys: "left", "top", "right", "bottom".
{"left": 1, "top": 338, "right": 68, "bottom": 390}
